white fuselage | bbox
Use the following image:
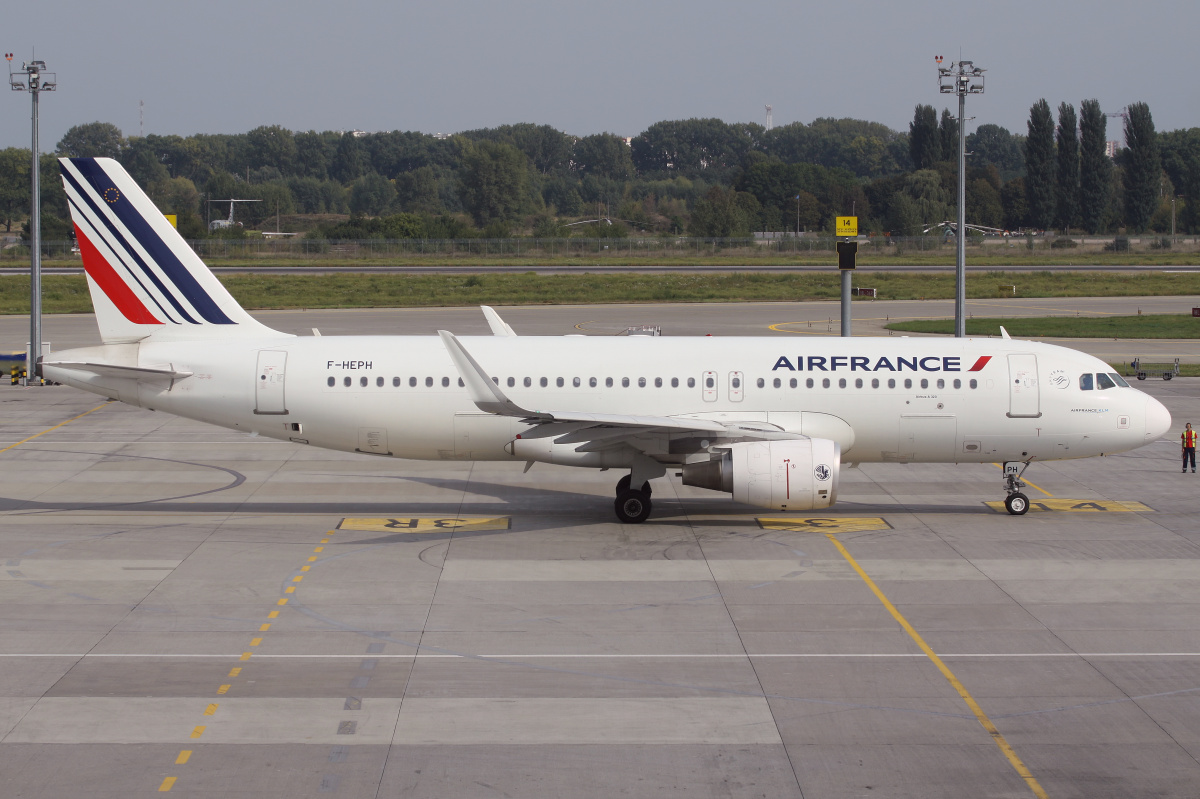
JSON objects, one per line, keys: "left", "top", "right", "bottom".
{"left": 45, "top": 334, "right": 1167, "bottom": 467}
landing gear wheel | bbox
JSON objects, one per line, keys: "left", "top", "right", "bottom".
{"left": 616, "top": 474, "right": 651, "bottom": 496}
{"left": 614, "top": 489, "right": 652, "bottom": 524}
{"left": 1137, "top": 372, "right": 1147, "bottom": 381}
{"left": 1004, "top": 492, "right": 1029, "bottom": 516}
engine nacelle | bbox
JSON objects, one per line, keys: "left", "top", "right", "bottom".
{"left": 682, "top": 439, "right": 840, "bottom": 510}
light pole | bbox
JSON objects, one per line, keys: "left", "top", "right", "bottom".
{"left": 8, "top": 55, "right": 56, "bottom": 384}
{"left": 937, "top": 56, "right": 984, "bottom": 338}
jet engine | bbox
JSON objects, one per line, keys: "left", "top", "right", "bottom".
{"left": 681, "top": 439, "right": 840, "bottom": 510}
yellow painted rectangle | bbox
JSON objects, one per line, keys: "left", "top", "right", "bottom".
{"left": 757, "top": 516, "right": 891, "bottom": 533}
{"left": 983, "top": 499, "right": 1153, "bottom": 513}
{"left": 267, "top": 611, "right": 279, "bottom": 619}
{"left": 216, "top": 685, "right": 230, "bottom": 695}
{"left": 203, "top": 704, "right": 218, "bottom": 716}
{"left": 175, "top": 750, "right": 191, "bottom": 764}
{"left": 158, "top": 776, "right": 177, "bottom": 792}
{"left": 249, "top": 638, "right": 262, "bottom": 647}
{"left": 835, "top": 216, "right": 858, "bottom": 236}
{"left": 190, "top": 726, "right": 205, "bottom": 738}
{"left": 339, "top": 516, "right": 511, "bottom": 533}
{"left": 259, "top": 623, "right": 271, "bottom": 631}
{"left": 227, "top": 668, "right": 241, "bottom": 678}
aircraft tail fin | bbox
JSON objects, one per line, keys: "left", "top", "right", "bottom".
{"left": 59, "top": 157, "right": 288, "bottom": 344}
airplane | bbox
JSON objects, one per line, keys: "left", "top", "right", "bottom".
{"left": 42, "top": 157, "right": 1171, "bottom": 523}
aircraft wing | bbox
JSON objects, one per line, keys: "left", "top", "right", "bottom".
{"left": 438, "top": 331, "right": 801, "bottom": 449}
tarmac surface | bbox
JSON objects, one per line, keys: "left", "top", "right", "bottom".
{"left": 1, "top": 303, "right": 1200, "bottom": 797}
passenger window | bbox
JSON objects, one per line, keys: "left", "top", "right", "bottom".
{"left": 622, "top": 377, "right": 630, "bottom": 388}
{"left": 360, "top": 376, "right": 368, "bottom": 387}
{"left": 524, "top": 377, "right": 532, "bottom": 387}
{"left": 705, "top": 377, "right": 714, "bottom": 388}
{"left": 507, "top": 377, "right": 515, "bottom": 387}
{"left": 822, "top": 378, "right": 831, "bottom": 388}
{"left": 806, "top": 378, "right": 814, "bottom": 388}
{"left": 540, "top": 377, "right": 548, "bottom": 387}
{"left": 936, "top": 378, "right": 944, "bottom": 389}
{"left": 392, "top": 377, "right": 400, "bottom": 387}
{"left": 953, "top": 379, "right": 961, "bottom": 389}
{"left": 458, "top": 378, "right": 464, "bottom": 387}
{"left": 1108, "top": 373, "right": 1129, "bottom": 387}
{"left": 425, "top": 377, "right": 433, "bottom": 387}
{"left": 838, "top": 378, "right": 847, "bottom": 388}
{"left": 687, "top": 377, "right": 695, "bottom": 388}
{"left": 654, "top": 377, "right": 662, "bottom": 388}
{"left": 344, "top": 376, "right": 351, "bottom": 387}
{"left": 573, "top": 377, "right": 581, "bottom": 387}
{"left": 671, "top": 377, "right": 679, "bottom": 388}
{"left": 409, "top": 377, "right": 417, "bottom": 387}
{"left": 1080, "top": 373, "right": 1094, "bottom": 390}
{"left": 904, "top": 379, "right": 912, "bottom": 389}
{"left": 555, "top": 377, "right": 563, "bottom": 387}
{"left": 790, "top": 378, "right": 797, "bottom": 388}
{"left": 1097, "top": 373, "right": 1116, "bottom": 390}
{"left": 606, "top": 377, "right": 614, "bottom": 388}
{"left": 442, "top": 377, "right": 450, "bottom": 387}
{"left": 376, "top": 376, "right": 384, "bottom": 387}
{"left": 637, "top": 377, "right": 646, "bottom": 387}
{"left": 589, "top": 377, "right": 597, "bottom": 387}
{"left": 773, "top": 378, "right": 781, "bottom": 388}
{"left": 327, "top": 376, "right": 335, "bottom": 387}
{"left": 888, "top": 379, "right": 896, "bottom": 389}
{"left": 920, "top": 379, "right": 928, "bottom": 389}
{"left": 731, "top": 377, "right": 741, "bottom": 389}
{"left": 871, "top": 378, "right": 879, "bottom": 388}
{"left": 757, "top": 378, "right": 765, "bottom": 388}
{"left": 969, "top": 379, "right": 977, "bottom": 389}
{"left": 854, "top": 378, "right": 863, "bottom": 388}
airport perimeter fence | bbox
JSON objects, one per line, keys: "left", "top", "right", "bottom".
{"left": 3, "top": 234, "right": 1199, "bottom": 262}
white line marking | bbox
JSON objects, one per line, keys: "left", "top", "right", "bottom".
{"left": 2, "top": 652, "right": 1199, "bottom": 659}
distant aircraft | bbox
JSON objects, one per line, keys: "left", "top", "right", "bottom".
{"left": 43, "top": 158, "right": 1171, "bottom": 522}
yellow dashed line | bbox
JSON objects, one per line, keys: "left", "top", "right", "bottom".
{"left": 239, "top": 652, "right": 253, "bottom": 661}
{"left": 313, "top": 547, "right": 324, "bottom": 553}
{"left": 0, "top": 402, "right": 109, "bottom": 456}
{"left": 158, "top": 776, "right": 177, "bottom": 792}
{"left": 190, "top": 726, "right": 206, "bottom": 738}
{"left": 277, "top": 598, "right": 288, "bottom": 606}
{"left": 284, "top": 587, "right": 295, "bottom": 594}
{"left": 216, "top": 685, "right": 230, "bottom": 695}
{"left": 249, "top": 638, "right": 262, "bottom": 647}
{"left": 300, "top": 565, "right": 310, "bottom": 572}
{"left": 175, "top": 751, "right": 191, "bottom": 765}
{"left": 291, "top": 575, "right": 303, "bottom": 582}
{"left": 202, "top": 704, "right": 218, "bottom": 716}
{"left": 267, "top": 611, "right": 279, "bottom": 619}
{"left": 307, "top": 556, "right": 318, "bottom": 562}
{"left": 227, "top": 667, "right": 241, "bottom": 678}
{"left": 259, "top": 623, "right": 271, "bottom": 631}
{"left": 825, "top": 533, "right": 1049, "bottom": 799}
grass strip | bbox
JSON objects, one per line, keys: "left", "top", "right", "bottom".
{"left": 886, "top": 315, "right": 1200, "bottom": 339}
{"left": 3, "top": 271, "right": 1200, "bottom": 315}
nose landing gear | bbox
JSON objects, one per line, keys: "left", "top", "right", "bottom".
{"left": 1002, "top": 461, "right": 1032, "bottom": 516}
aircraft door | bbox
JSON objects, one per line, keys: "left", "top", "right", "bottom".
{"left": 254, "top": 350, "right": 288, "bottom": 415}
{"left": 1007, "top": 353, "right": 1041, "bottom": 418}
{"left": 702, "top": 371, "right": 717, "bottom": 402}
{"left": 729, "top": 371, "right": 744, "bottom": 402}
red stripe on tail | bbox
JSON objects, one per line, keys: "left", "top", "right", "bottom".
{"left": 74, "top": 223, "right": 162, "bottom": 325}
{"left": 968, "top": 356, "right": 992, "bottom": 371}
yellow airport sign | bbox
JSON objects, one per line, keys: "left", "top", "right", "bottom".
{"left": 757, "top": 516, "right": 891, "bottom": 533}
{"left": 164, "top": 214, "right": 177, "bottom": 229}
{"left": 338, "top": 516, "right": 511, "bottom": 533}
{"left": 835, "top": 216, "right": 858, "bottom": 237}
{"left": 983, "top": 499, "right": 1153, "bottom": 513}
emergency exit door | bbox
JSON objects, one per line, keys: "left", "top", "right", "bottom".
{"left": 255, "top": 350, "right": 288, "bottom": 415}
{"left": 1007, "top": 353, "right": 1040, "bottom": 418}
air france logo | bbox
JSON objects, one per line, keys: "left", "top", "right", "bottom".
{"left": 814, "top": 464, "right": 831, "bottom": 481}
{"left": 772, "top": 355, "right": 992, "bottom": 373}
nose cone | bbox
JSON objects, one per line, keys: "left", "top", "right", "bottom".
{"left": 1145, "top": 396, "right": 1172, "bottom": 441}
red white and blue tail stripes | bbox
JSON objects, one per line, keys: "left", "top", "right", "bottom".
{"left": 59, "top": 158, "right": 282, "bottom": 342}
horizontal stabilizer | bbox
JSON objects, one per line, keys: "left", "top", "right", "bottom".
{"left": 43, "top": 360, "right": 193, "bottom": 383}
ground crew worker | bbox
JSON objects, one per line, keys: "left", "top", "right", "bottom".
{"left": 1183, "top": 423, "right": 1197, "bottom": 473}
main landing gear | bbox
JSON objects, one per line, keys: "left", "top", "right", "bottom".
{"left": 1002, "top": 460, "right": 1032, "bottom": 516}
{"left": 614, "top": 474, "right": 653, "bottom": 524}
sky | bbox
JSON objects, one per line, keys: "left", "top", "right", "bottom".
{"left": 3, "top": 0, "right": 1198, "bottom": 152}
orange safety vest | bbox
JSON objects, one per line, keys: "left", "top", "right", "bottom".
{"left": 1184, "top": 429, "right": 1198, "bottom": 449}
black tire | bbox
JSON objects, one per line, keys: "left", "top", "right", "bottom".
{"left": 1137, "top": 372, "right": 1147, "bottom": 381}
{"left": 1004, "top": 492, "right": 1029, "bottom": 516}
{"left": 614, "top": 489, "right": 652, "bottom": 524}
{"left": 1164, "top": 373, "right": 1173, "bottom": 381}
{"left": 615, "top": 474, "right": 651, "bottom": 496}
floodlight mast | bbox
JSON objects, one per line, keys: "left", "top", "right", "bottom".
{"left": 937, "top": 57, "right": 984, "bottom": 338}
{"left": 8, "top": 55, "right": 56, "bottom": 384}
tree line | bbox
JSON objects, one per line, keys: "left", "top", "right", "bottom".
{"left": 1, "top": 103, "right": 1197, "bottom": 242}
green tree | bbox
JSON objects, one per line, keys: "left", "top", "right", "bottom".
{"left": 1001, "top": 177, "right": 1029, "bottom": 230}
{"left": 246, "top": 125, "right": 297, "bottom": 175}
{"left": 348, "top": 172, "right": 397, "bottom": 216}
{"left": 966, "top": 124, "right": 1024, "bottom": 180}
{"left": 1079, "top": 99, "right": 1112, "bottom": 233}
{"left": 1122, "top": 102, "right": 1160, "bottom": 231}
{"left": 688, "top": 186, "right": 760, "bottom": 237}
{"left": 0, "top": 148, "right": 30, "bottom": 232}
{"left": 294, "top": 131, "right": 333, "bottom": 180}
{"left": 330, "top": 133, "right": 367, "bottom": 183}
{"left": 1159, "top": 128, "right": 1200, "bottom": 233}
{"left": 456, "top": 139, "right": 531, "bottom": 225}
{"left": 939, "top": 109, "right": 958, "bottom": 161}
{"left": 1024, "top": 99, "right": 1056, "bottom": 229}
{"left": 1054, "top": 103, "right": 1079, "bottom": 230}
{"left": 56, "top": 122, "right": 125, "bottom": 158}
{"left": 909, "top": 105, "right": 941, "bottom": 170}
{"left": 572, "top": 133, "right": 634, "bottom": 180}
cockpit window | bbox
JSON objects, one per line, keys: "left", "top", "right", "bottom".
{"left": 1080, "top": 373, "right": 1094, "bottom": 390}
{"left": 1108, "top": 372, "right": 1130, "bottom": 388}
{"left": 1096, "top": 373, "right": 1116, "bottom": 390}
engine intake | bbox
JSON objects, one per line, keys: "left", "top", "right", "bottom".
{"left": 682, "top": 439, "right": 840, "bottom": 510}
